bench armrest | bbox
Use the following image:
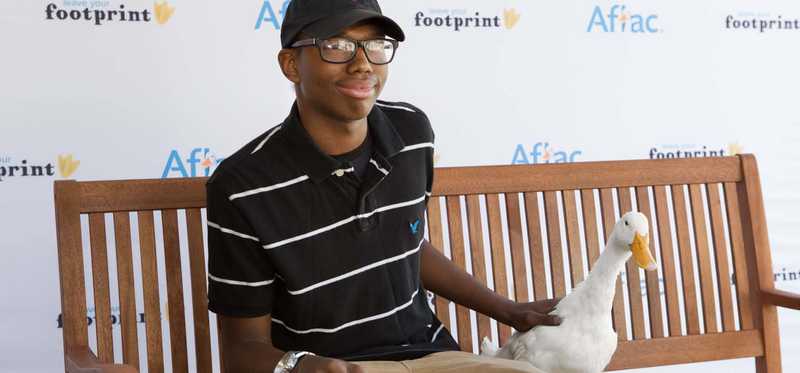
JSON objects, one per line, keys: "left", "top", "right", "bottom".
{"left": 66, "top": 346, "right": 138, "bottom": 373}
{"left": 761, "top": 288, "right": 800, "bottom": 310}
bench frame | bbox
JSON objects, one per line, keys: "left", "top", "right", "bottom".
{"left": 54, "top": 154, "right": 800, "bottom": 372}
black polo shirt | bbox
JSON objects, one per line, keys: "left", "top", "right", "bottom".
{"left": 206, "top": 100, "right": 460, "bottom": 361}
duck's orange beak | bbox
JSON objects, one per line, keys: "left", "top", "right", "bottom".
{"left": 632, "top": 233, "right": 657, "bottom": 271}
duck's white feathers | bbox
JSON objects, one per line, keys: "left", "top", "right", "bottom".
{"left": 482, "top": 278, "right": 619, "bottom": 373}
{"left": 480, "top": 212, "right": 650, "bottom": 373}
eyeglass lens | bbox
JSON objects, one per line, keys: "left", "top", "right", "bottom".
{"left": 319, "top": 38, "right": 395, "bottom": 64}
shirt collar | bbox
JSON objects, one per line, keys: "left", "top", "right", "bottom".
{"left": 283, "top": 102, "right": 406, "bottom": 183}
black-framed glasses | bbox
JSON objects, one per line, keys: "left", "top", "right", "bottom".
{"left": 290, "top": 37, "right": 399, "bottom": 65}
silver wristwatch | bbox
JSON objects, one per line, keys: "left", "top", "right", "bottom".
{"left": 274, "top": 351, "right": 314, "bottom": 373}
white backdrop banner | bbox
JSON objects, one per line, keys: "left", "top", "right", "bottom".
{"left": 1, "top": 0, "right": 799, "bottom": 372}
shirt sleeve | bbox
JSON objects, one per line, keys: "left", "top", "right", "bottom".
{"left": 206, "top": 175, "right": 276, "bottom": 317}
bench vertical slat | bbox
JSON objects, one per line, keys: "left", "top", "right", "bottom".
{"left": 113, "top": 212, "right": 140, "bottom": 369}
{"left": 486, "top": 194, "right": 512, "bottom": 344}
{"left": 137, "top": 211, "right": 165, "bottom": 373}
{"left": 739, "top": 155, "right": 781, "bottom": 372}
{"left": 619, "top": 187, "right": 646, "bottom": 340}
{"left": 465, "top": 195, "right": 492, "bottom": 343}
{"left": 723, "top": 182, "right": 754, "bottom": 330}
{"left": 635, "top": 187, "right": 665, "bottom": 339}
{"left": 599, "top": 188, "right": 628, "bottom": 341}
{"left": 706, "top": 184, "right": 736, "bottom": 332}
{"left": 524, "top": 192, "right": 548, "bottom": 301}
{"left": 54, "top": 181, "right": 90, "bottom": 356}
{"left": 580, "top": 190, "right": 601, "bottom": 270}
{"left": 445, "top": 196, "right": 474, "bottom": 352}
{"left": 670, "top": 185, "right": 702, "bottom": 335}
{"left": 506, "top": 193, "right": 531, "bottom": 303}
{"left": 654, "top": 186, "right": 682, "bottom": 336}
{"left": 216, "top": 315, "right": 226, "bottom": 373}
{"left": 425, "top": 197, "right": 451, "bottom": 329}
{"left": 543, "top": 191, "right": 566, "bottom": 297}
{"left": 562, "top": 190, "right": 584, "bottom": 287}
{"left": 88, "top": 213, "right": 114, "bottom": 363}
{"left": 689, "top": 184, "right": 720, "bottom": 334}
{"left": 186, "top": 208, "right": 213, "bottom": 373}
{"left": 162, "top": 209, "right": 189, "bottom": 373}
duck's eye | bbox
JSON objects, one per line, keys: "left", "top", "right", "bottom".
{"left": 624, "top": 221, "right": 629, "bottom": 226}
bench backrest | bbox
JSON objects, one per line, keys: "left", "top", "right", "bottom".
{"left": 423, "top": 154, "right": 779, "bottom": 371}
{"left": 54, "top": 154, "right": 781, "bottom": 372}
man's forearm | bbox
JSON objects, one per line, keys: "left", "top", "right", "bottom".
{"left": 419, "top": 239, "right": 515, "bottom": 325}
{"left": 225, "top": 340, "right": 285, "bottom": 373}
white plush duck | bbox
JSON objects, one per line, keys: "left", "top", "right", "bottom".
{"left": 481, "top": 212, "right": 657, "bottom": 373}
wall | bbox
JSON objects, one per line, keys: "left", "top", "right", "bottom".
{"left": 1, "top": 0, "right": 798, "bottom": 371}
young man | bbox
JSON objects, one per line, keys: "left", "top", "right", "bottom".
{"left": 206, "top": 1, "right": 560, "bottom": 372}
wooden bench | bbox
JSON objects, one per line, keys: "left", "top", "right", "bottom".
{"left": 55, "top": 154, "right": 800, "bottom": 373}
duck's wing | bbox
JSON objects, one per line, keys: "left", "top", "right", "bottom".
{"left": 509, "top": 330, "right": 539, "bottom": 361}
{"left": 480, "top": 336, "right": 501, "bottom": 357}
{"left": 597, "top": 331, "right": 619, "bottom": 370}
{"left": 481, "top": 332, "right": 522, "bottom": 359}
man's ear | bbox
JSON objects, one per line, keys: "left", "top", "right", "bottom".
{"left": 278, "top": 49, "right": 301, "bottom": 84}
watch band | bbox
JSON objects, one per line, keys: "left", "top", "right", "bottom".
{"left": 274, "top": 350, "right": 314, "bottom": 373}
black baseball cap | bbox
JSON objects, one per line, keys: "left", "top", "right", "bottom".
{"left": 280, "top": 0, "right": 405, "bottom": 48}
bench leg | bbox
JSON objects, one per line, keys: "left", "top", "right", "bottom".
{"left": 755, "top": 304, "right": 781, "bottom": 373}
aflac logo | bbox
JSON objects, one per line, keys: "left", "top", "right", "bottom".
{"left": 587, "top": 4, "right": 659, "bottom": 33}
{"left": 512, "top": 143, "right": 583, "bottom": 164}
{"left": 255, "top": 0, "right": 291, "bottom": 30}
{"left": 162, "top": 148, "right": 225, "bottom": 178}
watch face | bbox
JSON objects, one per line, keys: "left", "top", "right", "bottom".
{"left": 275, "top": 351, "right": 302, "bottom": 373}
{"left": 275, "top": 351, "right": 313, "bottom": 373}
{"left": 286, "top": 352, "right": 300, "bottom": 368}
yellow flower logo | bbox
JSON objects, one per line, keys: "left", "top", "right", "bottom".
{"left": 504, "top": 8, "right": 520, "bottom": 29}
{"left": 154, "top": 1, "right": 175, "bottom": 25}
{"left": 727, "top": 142, "right": 744, "bottom": 156}
{"left": 57, "top": 154, "right": 80, "bottom": 178}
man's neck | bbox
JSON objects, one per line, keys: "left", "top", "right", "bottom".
{"left": 296, "top": 103, "right": 369, "bottom": 156}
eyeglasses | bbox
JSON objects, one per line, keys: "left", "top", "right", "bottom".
{"left": 290, "top": 37, "right": 399, "bottom": 65}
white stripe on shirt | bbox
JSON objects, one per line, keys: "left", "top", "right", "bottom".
{"left": 264, "top": 195, "right": 426, "bottom": 249}
{"left": 229, "top": 141, "right": 431, "bottom": 201}
{"left": 207, "top": 221, "right": 260, "bottom": 242}
{"left": 251, "top": 125, "right": 283, "bottom": 155}
{"left": 375, "top": 102, "right": 417, "bottom": 113}
{"left": 287, "top": 239, "right": 423, "bottom": 295}
{"left": 272, "top": 289, "right": 420, "bottom": 334}
{"left": 400, "top": 142, "right": 434, "bottom": 153}
{"left": 209, "top": 273, "right": 274, "bottom": 287}
{"left": 229, "top": 175, "right": 310, "bottom": 201}
{"left": 226, "top": 166, "right": 357, "bottom": 202}
{"left": 369, "top": 159, "right": 389, "bottom": 175}
{"left": 431, "top": 324, "right": 445, "bottom": 342}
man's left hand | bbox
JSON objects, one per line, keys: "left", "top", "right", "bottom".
{"left": 505, "top": 298, "right": 562, "bottom": 332}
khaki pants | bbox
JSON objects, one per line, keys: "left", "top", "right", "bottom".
{"left": 354, "top": 351, "right": 546, "bottom": 373}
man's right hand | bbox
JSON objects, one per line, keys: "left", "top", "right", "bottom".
{"left": 294, "top": 355, "right": 366, "bottom": 373}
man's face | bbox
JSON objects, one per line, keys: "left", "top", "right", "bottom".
{"left": 293, "top": 22, "right": 389, "bottom": 123}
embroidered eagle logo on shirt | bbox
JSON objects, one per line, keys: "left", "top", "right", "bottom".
{"left": 409, "top": 218, "right": 421, "bottom": 235}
